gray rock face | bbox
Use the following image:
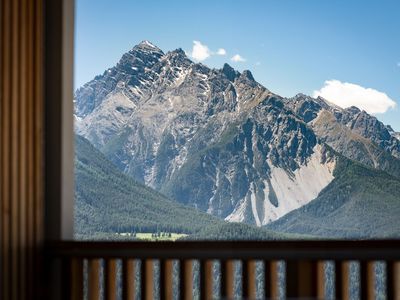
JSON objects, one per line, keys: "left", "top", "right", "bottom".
{"left": 75, "top": 41, "right": 400, "bottom": 225}
{"left": 283, "top": 94, "right": 400, "bottom": 178}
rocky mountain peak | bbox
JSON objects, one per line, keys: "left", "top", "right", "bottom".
{"left": 134, "top": 40, "right": 163, "bottom": 53}
{"left": 240, "top": 70, "right": 255, "bottom": 81}
{"left": 222, "top": 63, "right": 240, "bottom": 82}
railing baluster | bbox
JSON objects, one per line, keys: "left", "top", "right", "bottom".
{"left": 335, "top": 261, "right": 350, "bottom": 300}
{"left": 386, "top": 261, "right": 400, "bottom": 300}
{"left": 122, "top": 259, "right": 135, "bottom": 300}
{"left": 88, "top": 259, "right": 101, "bottom": 300}
{"left": 160, "top": 259, "right": 173, "bottom": 300}
{"left": 70, "top": 258, "right": 83, "bottom": 300}
{"left": 105, "top": 259, "right": 117, "bottom": 300}
{"left": 316, "top": 261, "right": 325, "bottom": 299}
{"left": 360, "top": 261, "right": 375, "bottom": 300}
{"left": 286, "top": 260, "right": 322, "bottom": 298}
{"left": 270, "top": 261, "right": 280, "bottom": 300}
{"left": 220, "top": 260, "right": 234, "bottom": 299}
{"left": 200, "top": 260, "right": 213, "bottom": 300}
{"left": 180, "top": 260, "right": 193, "bottom": 300}
{"left": 243, "top": 260, "right": 256, "bottom": 299}
{"left": 141, "top": 259, "right": 154, "bottom": 300}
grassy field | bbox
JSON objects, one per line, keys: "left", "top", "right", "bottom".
{"left": 116, "top": 232, "right": 188, "bottom": 241}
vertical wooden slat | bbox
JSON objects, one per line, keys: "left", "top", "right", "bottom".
{"left": 180, "top": 260, "right": 193, "bottom": 300}
{"left": 88, "top": 259, "right": 101, "bottom": 300}
{"left": 316, "top": 261, "right": 325, "bottom": 299}
{"left": 200, "top": 260, "right": 213, "bottom": 300}
{"left": 34, "top": 0, "right": 44, "bottom": 297}
{"left": 70, "top": 258, "right": 84, "bottom": 300}
{"left": 243, "top": 260, "right": 257, "bottom": 299}
{"left": 141, "top": 259, "right": 154, "bottom": 300}
{"left": 335, "top": 261, "right": 350, "bottom": 300}
{"left": 360, "top": 261, "right": 375, "bottom": 300}
{"left": 270, "top": 261, "right": 280, "bottom": 300}
{"left": 1, "top": 0, "right": 11, "bottom": 298}
{"left": 0, "top": 0, "right": 44, "bottom": 298}
{"left": 160, "top": 259, "right": 174, "bottom": 300}
{"left": 286, "top": 260, "right": 321, "bottom": 298}
{"left": 0, "top": 0, "right": 3, "bottom": 292}
{"left": 264, "top": 260, "right": 272, "bottom": 299}
{"left": 122, "top": 259, "right": 135, "bottom": 300}
{"left": 221, "top": 260, "right": 234, "bottom": 299}
{"left": 26, "top": 0, "right": 35, "bottom": 296}
{"left": 105, "top": 259, "right": 117, "bottom": 300}
{"left": 386, "top": 261, "right": 400, "bottom": 300}
{"left": 19, "top": 0, "right": 28, "bottom": 297}
{"left": 11, "top": 0, "right": 21, "bottom": 298}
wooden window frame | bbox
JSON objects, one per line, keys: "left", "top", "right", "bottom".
{"left": 44, "top": 0, "right": 75, "bottom": 241}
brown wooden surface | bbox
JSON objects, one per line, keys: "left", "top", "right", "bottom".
{"left": 141, "top": 259, "right": 154, "bottom": 300}
{"left": 270, "top": 261, "right": 280, "bottom": 300}
{"left": 160, "top": 259, "right": 174, "bottom": 300}
{"left": 48, "top": 240, "right": 400, "bottom": 260}
{"left": 0, "top": 0, "right": 44, "bottom": 298}
{"left": 243, "top": 260, "right": 257, "bottom": 299}
{"left": 180, "top": 260, "right": 193, "bottom": 300}
{"left": 387, "top": 261, "right": 400, "bottom": 300}
{"left": 221, "top": 260, "right": 234, "bottom": 299}
{"left": 200, "top": 260, "right": 213, "bottom": 300}
{"left": 316, "top": 261, "right": 325, "bottom": 299}
{"left": 286, "top": 260, "right": 321, "bottom": 298}
{"left": 70, "top": 258, "right": 84, "bottom": 300}
{"left": 335, "top": 261, "right": 350, "bottom": 300}
{"left": 360, "top": 261, "right": 375, "bottom": 300}
{"left": 122, "top": 259, "right": 135, "bottom": 300}
{"left": 88, "top": 259, "right": 101, "bottom": 300}
{"left": 105, "top": 259, "right": 117, "bottom": 300}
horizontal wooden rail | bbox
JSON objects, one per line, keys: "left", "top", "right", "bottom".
{"left": 48, "top": 240, "right": 400, "bottom": 300}
{"left": 48, "top": 240, "right": 400, "bottom": 260}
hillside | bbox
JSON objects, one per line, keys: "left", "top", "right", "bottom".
{"left": 74, "top": 134, "right": 222, "bottom": 236}
{"left": 75, "top": 134, "right": 288, "bottom": 240}
{"left": 266, "top": 156, "right": 400, "bottom": 238}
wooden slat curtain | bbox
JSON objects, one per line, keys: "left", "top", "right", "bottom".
{"left": 0, "top": 0, "right": 44, "bottom": 299}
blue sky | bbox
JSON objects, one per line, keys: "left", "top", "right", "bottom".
{"left": 75, "top": 0, "right": 400, "bottom": 130}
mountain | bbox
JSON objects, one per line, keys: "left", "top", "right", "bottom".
{"left": 284, "top": 94, "right": 400, "bottom": 178}
{"left": 75, "top": 134, "right": 290, "bottom": 240}
{"left": 266, "top": 154, "right": 400, "bottom": 238}
{"left": 75, "top": 40, "right": 400, "bottom": 228}
{"left": 74, "top": 134, "right": 221, "bottom": 235}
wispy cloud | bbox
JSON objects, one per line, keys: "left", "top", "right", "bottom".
{"left": 231, "top": 54, "right": 246, "bottom": 62}
{"left": 397, "top": 62, "right": 400, "bottom": 67}
{"left": 190, "top": 41, "right": 211, "bottom": 61}
{"left": 313, "top": 79, "right": 397, "bottom": 114}
{"left": 216, "top": 48, "right": 226, "bottom": 55}
{"left": 189, "top": 41, "right": 227, "bottom": 61}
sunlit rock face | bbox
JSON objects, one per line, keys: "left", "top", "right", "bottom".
{"left": 75, "top": 41, "right": 400, "bottom": 225}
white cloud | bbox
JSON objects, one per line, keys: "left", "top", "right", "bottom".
{"left": 313, "top": 80, "right": 397, "bottom": 114}
{"left": 190, "top": 41, "right": 211, "bottom": 61}
{"left": 231, "top": 54, "right": 246, "bottom": 62}
{"left": 216, "top": 48, "right": 226, "bottom": 55}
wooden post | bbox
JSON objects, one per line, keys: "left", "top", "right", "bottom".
{"left": 122, "top": 259, "right": 135, "bottom": 300}
{"left": 221, "top": 260, "right": 234, "bottom": 299}
{"left": 88, "top": 259, "right": 101, "bottom": 300}
{"left": 180, "top": 260, "right": 193, "bottom": 300}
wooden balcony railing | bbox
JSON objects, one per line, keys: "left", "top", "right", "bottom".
{"left": 47, "top": 240, "right": 400, "bottom": 300}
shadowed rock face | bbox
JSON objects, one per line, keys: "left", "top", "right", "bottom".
{"left": 74, "top": 41, "right": 400, "bottom": 226}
